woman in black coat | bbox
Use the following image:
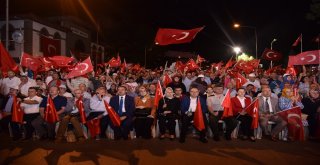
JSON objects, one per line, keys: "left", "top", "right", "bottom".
{"left": 302, "top": 89, "right": 320, "bottom": 139}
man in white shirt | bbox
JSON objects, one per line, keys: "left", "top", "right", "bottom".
{"left": 88, "top": 87, "right": 111, "bottom": 139}
{"left": 20, "top": 87, "right": 42, "bottom": 140}
{"left": 1, "top": 70, "right": 21, "bottom": 96}
{"left": 207, "top": 84, "right": 238, "bottom": 141}
{"left": 243, "top": 73, "right": 261, "bottom": 92}
{"left": 182, "top": 72, "right": 197, "bottom": 92}
{"left": 19, "top": 75, "right": 37, "bottom": 97}
{"left": 59, "top": 84, "right": 73, "bottom": 98}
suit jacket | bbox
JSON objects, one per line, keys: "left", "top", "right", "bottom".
{"left": 181, "top": 96, "right": 207, "bottom": 114}
{"left": 257, "top": 96, "right": 280, "bottom": 115}
{"left": 109, "top": 95, "right": 135, "bottom": 119}
{"left": 231, "top": 96, "right": 251, "bottom": 114}
{"left": 65, "top": 97, "right": 91, "bottom": 115}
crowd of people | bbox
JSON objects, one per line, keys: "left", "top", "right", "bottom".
{"left": 0, "top": 62, "right": 319, "bottom": 144}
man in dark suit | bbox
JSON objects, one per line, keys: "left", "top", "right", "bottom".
{"left": 109, "top": 85, "right": 135, "bottom": 140}
{"left": 258, "top": 87, "right": 287, "bottom": 141}
{"left": 180, "top": 86, "right": 208, "bottom": 143}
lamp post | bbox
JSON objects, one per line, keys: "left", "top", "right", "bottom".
{"left": 233, "top": 23, "right": 258, "bottom": 59}
{"left": 270, "top": 38, "right": 277, "bottom": 50}
{"left": 270, "top": 38, "right": 277, "bottom": 68}
{"left": 233, "top": 46, "right": 241, "bottom": 61}
{"left": 5, "top": 0, "right": 9, "bottom": 50}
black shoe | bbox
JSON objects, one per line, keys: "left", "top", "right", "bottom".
{"left": 213, "top": 136, "right": 220, "bottom": 141}
{"left": 179, "top": 138, "right": 185, "bottom": 143}
{"left": 199, "top": 138, "right": 208, "bottom": 143}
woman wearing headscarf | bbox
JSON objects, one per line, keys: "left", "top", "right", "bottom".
{"left": 157, "top": 87, "right": 180, "bottom": 140}
{"left": 279, "top": 87, "right": 304, "bottom": 141}
{"left": 134, "top": 85, "right": 155, "bottom": 139}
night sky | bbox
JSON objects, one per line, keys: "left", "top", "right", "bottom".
{"left": 0, "top": 0, "right": 319, "bottom": 67}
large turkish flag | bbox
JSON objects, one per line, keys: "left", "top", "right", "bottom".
{"left": 40, "top": 35, "right": 61, "bottom": 57}
{"left": 155, "top": 27, "right": 204, "bottom": 45}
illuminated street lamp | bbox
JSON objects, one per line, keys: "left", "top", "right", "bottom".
{"left": 233, "top": 23, "right": 258, "bottom": 59}
{"left": 233, "top": 46, "right": 241, "bottom": 61}
{"left": 271, "top": 38, "right": 277, "bottom": 50}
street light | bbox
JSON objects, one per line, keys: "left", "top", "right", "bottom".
{"left": 270, "top": 38, "right": 277, "bottom": 68}
{"left": 270, "top": 38, "right": 277, "bottom": 50}
{"left": 233, "top": 46, "right": 241, "bottom": 61}
{"left": 233, "top": 23, "right": 258, "bottom": 59}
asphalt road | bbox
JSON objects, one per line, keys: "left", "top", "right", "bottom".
{"left": 0, "top": 133, "right": 320, "bottom": 165}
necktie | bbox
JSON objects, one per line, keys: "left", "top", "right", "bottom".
{"left": 265, "top": 97, "right": 270, "bottom": 113}
{"left": 119, "top": 96, "right": 123, "bottom": 116}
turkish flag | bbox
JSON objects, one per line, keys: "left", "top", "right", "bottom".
{"left": 175, "top": 61, "right": 185, "bottom": 72}
{"left": 120, "top": 58, "right": 127, "bottom": 73}
{"left": 103, "top": 100, "right": 121, "bottom": 127}
{"left": 155, "top": 27, "right": 204, "bottom": 45}
{"left": 185, "top": 59, "right": 199, "bottom": 71}
{"left": 292, "top": 34, "right": 302, "bottom": 47}
{"left": 276, "top": 107, "right": 304, "bottom": 141}
{"left": 163, "top": 73, "right": 172, "bottom": 88}
{"left": 211, "top": 61, "right": 223, "bottom": 70}
{"left": 262, "top": 48, "right": 282, "bottom": 61}
{"left": 108, "top": 56, "right": 121, "bottom": 67}
{"left": 285, "top": 66, "right": 297, "bottom": 77}
{"left": 224, "top": 59, "right": 235, "bottom": 69}
{"left": 196, "top": 55, "right": 205, "bottom": 64}
{"left": 0, "top": 42, "right": 19, "bottom": 74}
{"left": 293, "top": 50, "right": 320, "bottom": 65}
{"left": 235, "top": 73, "right": 248, "bottom": 89}
{"left": 66, "top": 57, "right": 93, "bottom": 78}
{"left": 222, "top": 89, "right": 233, "bottom": 118}
{"left": 48, "top": 56, "right": 75, "bottom": 67}
{"left": 11, "top": 96, "right": 24, "bottom": 123}
{"left": 154, "top": 81, "right": 164, "bottom": 107}
{"left": 132, "top": 64, "right": 141, "bottom": 71}
{"left": 21, "top": 53, "right": 42, "bottom": 72}
{"left": 244, "top": 99, "right": 259, "bottom": 129}
{"left": 265, "top": 65, "right": 282, "bottom": 75}
{"left": 235, "top": 60, "right": 254, "bottom": 74}
{"left": 76, "top": 96, "right": 87, "bottom": 124}
{"left": 37, "top": 57, "right": 54, "bottom": 71}
{"left": 40, "top": 35, "right": 61, "bottom": 57}
{"left": 44, "top": 96, "right": 59, "bottom": 123}
{"left": 247, "top": 59, "right": 260, "bottom": 69}
{"left": 193, "top": 98, "right": 205, "bottom": 131}
{"left": 87, "top": 118, "right": 101, "bottom": 138}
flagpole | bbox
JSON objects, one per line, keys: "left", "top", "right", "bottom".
{"left": 5, "top": 0, "right": 9, "bottom": 50}
{"left": 300, "top": 34, "right": 303, "bottom": 53}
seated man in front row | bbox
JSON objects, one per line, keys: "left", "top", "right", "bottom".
{"left": 258, "top": 87, "right": 287, "bottom": 141}
{"left": 109, "top": 86, "right": 135, "bottom": 140}
{"left": 180, "top": 86, "right": 208, "bottom": 143}
{"left": 55, "top": 89, "right": 90, "bottom": 143}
